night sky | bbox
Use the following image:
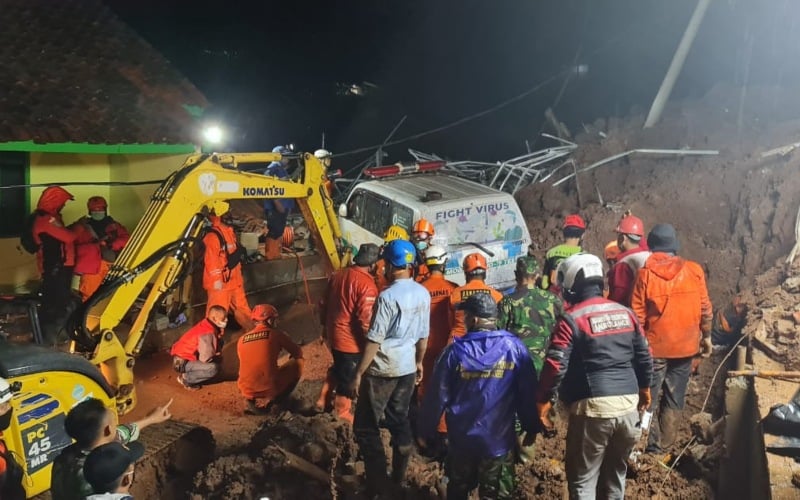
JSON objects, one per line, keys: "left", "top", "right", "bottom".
{"left": 106, "top": 0, "right": 800, "bottom": 166}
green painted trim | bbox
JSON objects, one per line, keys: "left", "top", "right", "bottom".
{"left": 0, "top": 141, "right": 197, "bottom": 154}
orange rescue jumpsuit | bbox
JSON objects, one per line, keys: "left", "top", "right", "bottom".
{"left": 237, "top": 324, "right": 304, "bottom": 402}
{"left": 449, "top": 280, "right": 503, "bottom": 338}
{"left": 420, "top": 273, "right": 457, "bottom": 432}
{"left": 203, "top": 216, "right": 253, "bottom": 330}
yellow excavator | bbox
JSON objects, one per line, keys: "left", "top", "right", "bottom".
{"left": 0, "top": 152, "right": 343, "bottom": 497}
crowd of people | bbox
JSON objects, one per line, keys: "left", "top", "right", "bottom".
{"left": 17, "top": 174, "right": 715, "bottom": 499}
{"left": 314, "top": 212, "right": 713, "bottom": 499}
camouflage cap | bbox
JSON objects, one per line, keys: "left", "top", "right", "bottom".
{"left": 515, "top": 255, "right": 540, "bottom": 276}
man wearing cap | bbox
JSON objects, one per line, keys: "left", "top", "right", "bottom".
{"left": 0, "top": 377, "right": 25, "bottom": 500}
{"left": 316, "top": 243, "right": 379, "bottom": 422}
{"left": 419, "top": 293, "right": 539, "bottom": 500}
{"left": 631, "top": 224, "right": 713, "bottom": 454}
{"left": 345, "top": 239, "right": 430, "bottom": 495}
{"left": 608, "top": 213, "right": 650, "bottom": 306}
{"left": 83, "top": 441, "right": 143, "bottom": 499}
{"left": 238, "top": 303, "right": 305, "bottom": 415}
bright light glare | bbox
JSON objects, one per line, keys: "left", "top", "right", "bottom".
{"left": 203, "top": 125, "right": 224, "bottom": 144}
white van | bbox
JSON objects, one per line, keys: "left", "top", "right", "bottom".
{"left": 337, "top": 173, "right": 531, "bottom": 291}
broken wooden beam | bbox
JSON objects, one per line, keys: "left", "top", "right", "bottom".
{"left": 274, "top": 445, "right": 331, "bottom": 485}
{"left": 727, "top": 370, "right": 800, "bottom": 379}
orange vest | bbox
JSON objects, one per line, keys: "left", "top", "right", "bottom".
{"left": 170, "top": 319, "right": 218, "bottom": 361}
{"left": 422, "top": 273, "right": 458, "bottom": 355}
{"left": 449, "top": 280, "right": 503, "bottom": 338}
{"left": 237, "top": 325, "right": 303, "bottom": 397}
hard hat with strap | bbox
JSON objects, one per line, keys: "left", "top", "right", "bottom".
{"left": 462, "top": 252, "right": 488, "bottom": 273}
{"left": 383, "top": 225, "right": 409, "bottom": 244}
{"left": 424, "top": 244, "right": 448, "bottom": 266}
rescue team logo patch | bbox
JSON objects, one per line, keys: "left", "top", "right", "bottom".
{"left": 589, "top": 312, "right": 632, "bottom": 334}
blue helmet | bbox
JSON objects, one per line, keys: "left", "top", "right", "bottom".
{"left": 272, "top": 145, "right": 289, "bottom": 154}
{"left": 383, "top": 239, "right": 416, "bottom": 267}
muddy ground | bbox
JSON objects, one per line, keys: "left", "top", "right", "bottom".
{"left": 112, "top": 83, "right": 800, "bottom": 499}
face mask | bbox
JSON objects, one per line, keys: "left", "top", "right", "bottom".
{"left": 90, "top": 211, "right": 106, "bottom": 221}
{"left": 213, "top": 319, "right": 228, "bottom": 329}
{"left": 414, "top": 240, "right": 429, "bottom": 252}
{"left": 0, "top": 408, "right": 13, "bottom": 431}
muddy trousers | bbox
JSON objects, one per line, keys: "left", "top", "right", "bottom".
{"left": 648, "top": 357, "right": 692, "bottom": 451}
{"left": 446, "top": 450, "right": 515, "bottom": 500}
{"left": 565, "top": 411, "right": 641, "bottom": 500}
{"left": 353, "top": 373, "right": 416, "bottom": 493}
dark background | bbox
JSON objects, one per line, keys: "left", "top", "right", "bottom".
{"left": 106, "top": 0, "right": 800, "bottom": 167}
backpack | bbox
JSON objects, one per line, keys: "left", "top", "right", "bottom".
{"left": 19, "top": 211, "right": 41, "bottom": 254}
{"left": 206, "top": 228, "right": 247, "bottom": 272}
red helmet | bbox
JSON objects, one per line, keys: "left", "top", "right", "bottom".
{"left": 251, "top": 304, "right": 278, "bottom": 322}
{"left": 87, "top": 196, "right": 108, "bottom": 212}
{"left": 462, "top": 253, "right": 488, "bottom": 273}
{"left": 563, "top": 214, "right": 586, "bottom": 230}
{"left": 616, "top": 215, "right": 644, "bottom": 237}
{"left": 412, "top": 219, "right": 435, "bottom": 238}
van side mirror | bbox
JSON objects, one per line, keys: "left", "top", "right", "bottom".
{"left": 338, "top": 204, "right": 348, "bottom": 218}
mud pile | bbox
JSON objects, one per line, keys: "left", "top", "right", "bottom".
{"left": 519, "top": 83, "right": 800, "bottom": 305}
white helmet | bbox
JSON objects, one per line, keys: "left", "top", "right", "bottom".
{"left": 424, "top": 245, "right": 448, "bottom": 266}
{"left": 314, "top": 149, "right": 332, "bottom": 159}
{"left": 557, "top": 253, "right": 604, "bottom": 300}
{"left": 0, "top": 378, "right": 12, "bottom": 404}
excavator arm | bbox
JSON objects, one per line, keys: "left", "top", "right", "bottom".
{"left": 72, "top": 152, "right": 343, "bottom": 415}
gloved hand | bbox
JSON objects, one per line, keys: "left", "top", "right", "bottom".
{"left": 537, "top": 401, "right": 554, "bottom": 432}
{"left": 700, "top": 336, "right": 713, "bottom": 358}
{"left": 638, "top": 387, "right": 652, "bottom": 412}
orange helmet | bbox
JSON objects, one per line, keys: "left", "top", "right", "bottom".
{"left": 462, "top": 252, "right": 488, "bottom": 273}
{"left": 563, "top": 214, "right": 586, "bottom": 230}
{"left": 604, "top": 240, "right": 621, "bottom": 262}
{"left": 251, "top": 304, "right": 279, "bottom": 322}
{"left": 412, "top": 219, "right": 435, "bottom": 239}
{"left": 616, "top": 215, "right": 644, "bottom": 237}
{"left": 87, "top": 196, "right": 108, "bottom": 212}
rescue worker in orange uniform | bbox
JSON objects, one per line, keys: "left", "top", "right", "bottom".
{"left": 631, "top": 224, "right": 713, "bottom": 453}
{"left": 411, "top": 218, "right": 436, "bottom": 282}
{"left": 237, "top": 304, "right": 305, "bottom": 415}
{"left": 375, "top": 225, "right": 410, "bottom": 290}
{"left": 607, "top": 213, "right": 650, "bottom": 306}
{"left": 203, "top": 214, "right": 253, "bottom": 331}
{"left": 316, "top": 243, "right": 380, "bottom": 423}
{"left": 450, "top": 253, "right": 503, "bottom": 338}
{"left": 32, "top": 186, "right": 77, "bottom": 343}
{"left": 540, "top": 214, "right": 585, "bottom": 291}
{"left": 418, "top": 245, "right": 457, "bottom": 442}
{"left": 603, "top": 240, "right": 621, "bottom": 298}
{"left": 71, "top": 196, "right": 130, "bottom": 301}
{"left": 171, "top": 305, "right": 228, "bottom": 389}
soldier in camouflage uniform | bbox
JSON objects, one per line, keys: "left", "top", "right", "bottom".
{"left": 498, "top": 256, "right": 564, "bottom": 373}
{"left": 498, "top": 256, "right": 563, "bottom": 464}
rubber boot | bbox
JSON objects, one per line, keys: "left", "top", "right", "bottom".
{"left": 363, "top": 454, "right": 389, "bottom": 497}
{"left": 391, "top": 444, "right": 413, "bottom": 484}
{"left": 660, "top": 408, "right": 680, "bottom": 449}
{"left": 264, "top": 237, "right": 282, "bottom": 260}
{"left": 516, "top": 434, "right": 536, "bottom": 464}
{"left": 316, "top": 370, "right": 336, "bottom": 412}
{"left": 334, "top": 395, "right": 354, "bottom": 424}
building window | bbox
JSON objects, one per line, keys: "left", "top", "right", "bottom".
{"left": 0, "top": 152, "right": 28, "bottom": 237}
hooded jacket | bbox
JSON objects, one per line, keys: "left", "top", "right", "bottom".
{"left": 418, "top": 329, "right": 539, "bottom": 459}
{"left": 631, "top": 252, "right": 713, "bottom": 359}
{"left": 33, "top": 187, "right": 76, "bottom": 271}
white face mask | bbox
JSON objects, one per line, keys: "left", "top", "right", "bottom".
{"left": 211, "top": 318, "right": 228, "bottom": 329}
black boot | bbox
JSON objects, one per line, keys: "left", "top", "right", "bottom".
{"left": 391, "top": 444, "right": 413, "bottom": 484}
